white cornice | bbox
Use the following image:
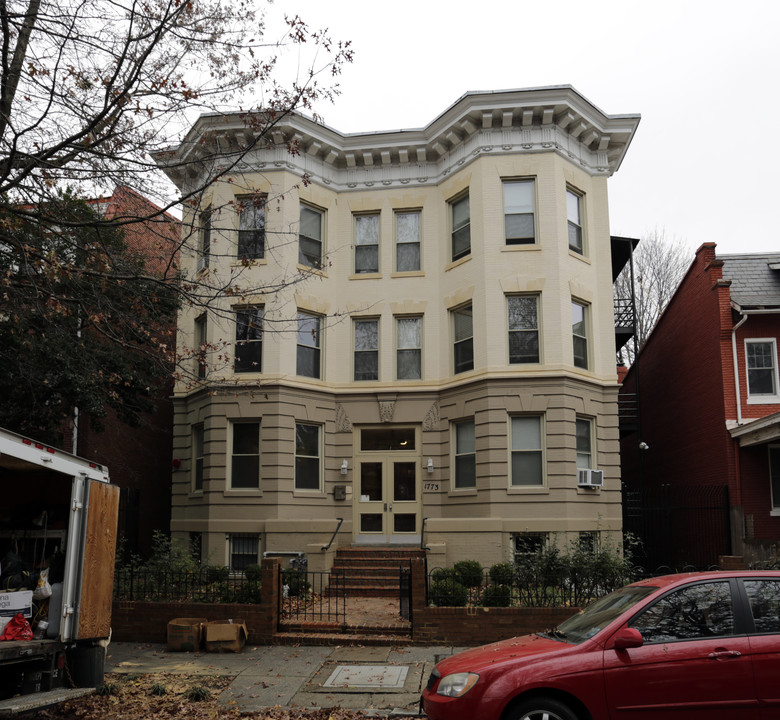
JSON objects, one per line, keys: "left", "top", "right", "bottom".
{"left": 156, "top": 86, "right": 640, "bottom": 193}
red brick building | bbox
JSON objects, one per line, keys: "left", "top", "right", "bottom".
{"left": 76, "top": 187, "right": 180, "bottom": 556}
{"left": 620, "top": 243, "right": 780, "bottom": 567}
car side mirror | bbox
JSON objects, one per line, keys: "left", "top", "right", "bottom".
{"left": 612, "top": 627, "right": 644, "bottom": 650}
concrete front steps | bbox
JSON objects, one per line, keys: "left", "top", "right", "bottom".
{"left": 327, "top": 546, "right": 426, "bottom": 598}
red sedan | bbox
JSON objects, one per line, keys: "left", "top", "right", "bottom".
{"left": 421, "top": 570, "right": 780, "bottom": 720}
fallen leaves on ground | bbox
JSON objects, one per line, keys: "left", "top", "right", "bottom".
{"left": 33, "top": 673, "right": 390, "bottom": 720}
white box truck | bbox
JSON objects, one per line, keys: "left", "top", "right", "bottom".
{"left": 0, "top": 427, "right": 119, "bottom": 711}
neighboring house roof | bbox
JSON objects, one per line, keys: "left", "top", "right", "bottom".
{"left": 720, "top": 253, "right": 780, "bottom": 309}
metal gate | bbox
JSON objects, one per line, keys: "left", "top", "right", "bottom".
{"left": 278, "top": 566, "right": 347, "bottom": 629}
{"left": 623, "top": 483, "right": 730, "bottom": 570}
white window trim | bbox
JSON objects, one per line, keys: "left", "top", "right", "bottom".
{"left": 225, "top": 420, "right": 262, "bottom": 494}
{"left": 507, "top": 294, "right": 541, "bottom": 365}
{"left": 508, "top": 414, "right": 547, "bottom": 491}
{"left": 576, "top": 416, "right": 594, "bottom": 470}
{"left": 353, "top": 212, "right": 381, "bottom": 275}
{"left": 236, "top": 194, "right": 266, "bottom": 261}
{"left": 192, "top": 424, "right": 204, "bottom": 494}
{"left": 298, "top": 202, "right": 326, "bottom": 270}
{"left": 745, "top": 338, "right": 780, "bottom": 404}
{"left": 294, "top": 421, "right": 324, "bottom": 494}
{"left": 226, "top": 533, "right": 261, "bottom": 573}
{"left": 572, "top": 299, "right": 590, "bottom": 371}
{"left": 566, "top": 186, "right": 585, "bottom": 256}
{"left": 353, "top": 317, "right": 380, "bottom": 381}
{"left": 451, "top": 419, "right": 477, "bottom": 492}
{"left": 395, "top": 315, "right": 423, "bottom": 381}
{"left": 503, "top": 178, "right": 536, "bottom": 246}
{"left": 452, "top": 303, "right": 474, "bottom": 374}
{"left": 394, "top": 209, "right": 422, "bottom": 274}
{"left": 450, "top": 191, "right": 471, "bottom": 262}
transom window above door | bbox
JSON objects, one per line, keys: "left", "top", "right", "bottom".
{"left": 360, "top": 427, "right": 416, "bottom": 451}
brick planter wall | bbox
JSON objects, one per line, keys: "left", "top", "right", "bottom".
{"left": 112, "top": 558, "right": 280, "bottom": 645}
{"left": 412, "top": 605, "right": 580, "bottom": 645}
{"left": 111, "top": 557, "right": 583, "bottom": 647}
{"left": 408, "top": 559, "right": 579, "bottom": 645}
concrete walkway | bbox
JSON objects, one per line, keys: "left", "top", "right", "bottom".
{"left": 106, "top": 641, "right": 467, "bottom": 715}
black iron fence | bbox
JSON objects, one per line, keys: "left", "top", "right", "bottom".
{"left": 623, "top": 484, "right": 730, "bottom": 570}
{"left": 113, "top": 566, "right": 262, "bottom": 603}
{"left": 427, "top": 564, "right": 636, "bottom": 609}
{"left": 278, "top": 568, "right": 346, "bottom": 626}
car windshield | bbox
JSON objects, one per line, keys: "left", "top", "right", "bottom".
{"left": 550, "top": 585, "right": 658, "bottom": 644}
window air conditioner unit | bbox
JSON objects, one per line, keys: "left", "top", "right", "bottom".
{"left": 578, "top": 469, "right": 604, "bottom": 488}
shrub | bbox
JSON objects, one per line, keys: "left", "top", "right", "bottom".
{"left": 186, "top": 686, "right": 212, "bottom": 702}
{"left": 431, "top": 567, "right": 458, "bottom": 583}
{"left": 282, "top": 570, "right": 311, "bottom": 598}
{"left": 454, "top": 560, "right": 485, "bottom": 588}
{"left": 489, "top": 562, "right": 515, "bottom": 586}
{"left": 96, "top": 683, "right": 120, "bottom": 696}
{"left": 149, "top": 684, "right": 167, "bottom": 696}
{"left": 243, "top": 563, "right": 262, "bottom": 582}
{"left": 429, "top": 579, "right": 468, "bottom": 607}
{"left": 202, "top": 565, "right": 229, "bottom": 583}
{"left": 481, "top": 583, "right": 512, "bottom": 607}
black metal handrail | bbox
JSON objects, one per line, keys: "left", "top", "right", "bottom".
{"left": 321, "top": 517, "right": 343, "bottom": 551}
{"left": 420, "top": 516, "right": 429, "bottom": 551}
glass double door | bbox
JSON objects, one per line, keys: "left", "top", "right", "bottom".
{"left": 353, "top": 426, "right": 421, "bottom": 544}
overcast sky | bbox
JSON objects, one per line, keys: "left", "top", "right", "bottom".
{"left": 268, "top": 0, "right": 778, "bottom": 259}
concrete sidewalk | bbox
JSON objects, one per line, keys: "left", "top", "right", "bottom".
{"left": 106, "top": 641, "right": 467, "bottom": 716}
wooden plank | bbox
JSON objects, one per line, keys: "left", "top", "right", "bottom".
{"left": 77, "top": 481, "right": 119, "bottom": 639}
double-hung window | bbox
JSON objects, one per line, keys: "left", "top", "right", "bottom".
{"left": 510, "top": 416, "right": 543, "bottom": 487}
{"left": 238, "top": 195, "right": 265, "bottom": 260}
{"left": 504, "top": 180, "right": 535, "bottom": 245}
{"left": 453, "top": 305, "right": 474, "bottom": 374}
{"left": 354, "top": 319, "right": 379, "bottom": 380}
{"left": 234, "top": 306, "right": 263, "bottom": 373}
{"left": 395, "top": 211, "right": 421, "bottom": 271}
{"left": 508, "top": 295, "right": 539, "bottom": 363}
{"left": 299, "top": 205, "right": 323, "bottom": 268}
{"left": 397, "top": 316, "right": 422, "bottom": 380}
{"left": 572, "top": 300, "right": 589, "bottom": 370}
{"left": 193, "top": 424, "right": 204, "bottom": 492}
{"left": 355, "top": 214, "right": 379, "bottom": 273}
{"left": 746, "top": 339, "right": 779, "bottom": 400}
{"left": 576, "top": 417, "right": 593, "bottom": 469}
{"left": 567, "top": 188, "right": 583, "bottom": 254}
{"left": 297, "top": 311, "right": 321, "bottom": 378}
{"left": 198, "top": 209, "right": 211, "bottom": 271}
{"left": 454, "top": 420, "right": 476, "bottom": 489}
{"left": 195, "top": 313, "right": 207, "bottom": 379}
{"left": 229, "top": 534, "right": 259, "bottom": 572}
{"left": 295, "top": 422, "right": 321, "bottom": 491}
{"left": 230, "top": 421, "right": 260, "bottom": 490}
{"left": 451, "top": 194, "right": 470, "bottom": 261}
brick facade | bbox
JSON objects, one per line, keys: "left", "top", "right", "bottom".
{"left": 620, "top": 243, "right": 780, "bottom": 562}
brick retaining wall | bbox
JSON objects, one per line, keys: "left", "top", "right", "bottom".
{"left": 411, "top": 605, "right": 579, "bottom": 645}
{"left": 111, "top": 557, "right": 582, "bottom": 646}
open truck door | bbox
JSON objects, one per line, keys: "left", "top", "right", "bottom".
{"left": 0, "top": 427, "right": 119, "bottom": 711}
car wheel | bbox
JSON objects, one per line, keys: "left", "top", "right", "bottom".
{"left": 508, "top": 696, "right": 580, "bottom": 720}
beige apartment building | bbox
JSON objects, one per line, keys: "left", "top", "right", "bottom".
{"left": 158, "top": 86, "right": 640, "bottom": 571}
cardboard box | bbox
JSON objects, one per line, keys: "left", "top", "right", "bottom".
{"left": 204, "top": 619, "right": 247, "bottom": 653}
{"left": 0, "top": 590, "right": 34, "bottom": 618}
{"left": 166, "top": 617, "right": 208, "bottom": 652}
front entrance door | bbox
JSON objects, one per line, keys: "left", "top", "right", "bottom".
{"left": 353, "top": 427, "right": 421, "bottom": 544}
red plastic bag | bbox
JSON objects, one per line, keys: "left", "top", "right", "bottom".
{"left": 0, "top": 613, "right": 33, "bottom": 641}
